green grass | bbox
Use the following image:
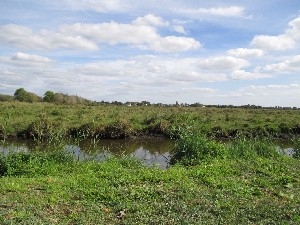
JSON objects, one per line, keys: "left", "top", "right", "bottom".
{"left": 0, "top": 149, "right": 299, "bottom": 224}
{"left": 1, "top": 102, "right": 300, "bottom": 224}
{"left": 2, "top": 102, "right": 300, "bottom": 140}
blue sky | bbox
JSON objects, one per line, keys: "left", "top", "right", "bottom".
{"left": 0, "top": 0, "right": 300, "bottom": 106}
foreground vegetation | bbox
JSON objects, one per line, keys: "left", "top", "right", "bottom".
{"left": 0, "top": 129, "right": 299, "bottom": 224}
{"left": 0, "top": 150, "right": 299, "bottom": 224}
{"left": 1, "top": 100, "right": 300, "bottom": 223}
{"left": 2, "top": 102, "right": 300, "bottom": 140}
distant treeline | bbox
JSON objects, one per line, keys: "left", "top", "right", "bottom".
{"left": 0, "top": 88, "right": 299, "bottom": 109}
{"left": 0, "top": 88, "right": 94, "bottom": 105}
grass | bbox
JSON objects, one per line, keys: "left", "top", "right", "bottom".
{"left": 0, "top": 140, "right": 299, "bottom": 224}
{"left": 2, "top": 102, "right": 300, "bottom": 140}
{"left": 1, "top": 102, "right": 300, "bottom": 223}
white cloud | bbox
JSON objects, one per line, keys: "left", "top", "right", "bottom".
{"left": 73, "top": 55, "right": 230, "bottom": 84}
{"left": 60, "top": 22, "right": 159, "bottom": 45}
{"left": 251, "top": 15, "right": 300, "bottom": 51}
{"left": 132, "top": 14, "right": 169, "bottom": 27}
{"left": 233, "top": 84, "right": 300, "bottom": 97}
{"left": 227, "top": 48, "right": 264, "bottom": 58}
{"left": 61, "top": 22, "right": 201, "bottom": 52}
{"left": 251, "top": 34, "right": 295, "bottom": 51}
{"left": 286, "top": 16, "right": 300, "bottom": 39}
{"left": 263, "top": 55, "right": 300, "bottom": 73}
{"left": 149, "top": 36, "right": 201, "bottom": 52}
{"left": 0, "top": 19, "right": 201, "bottom": 53}
{"left": 179, "top": 6, "right": 245, "bottom": 18}
{"left": 172, "top": 25, "right": 187, "bottom": 35}
{"left": 0, "top": 24, "right": 98, "bottom": 51}
{"left": 231, "top": 70, "right": 271, "bottom": 80}
{"left": 12, "top": 52, "right": 51, "bottom": 63}
{"left": 172, "top": 71, "right": 227, "bottom": 82}
{"left": 196, "top": 56, "right": 249, "bottom": 71}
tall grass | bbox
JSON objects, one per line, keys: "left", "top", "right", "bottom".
{"left": 171, "top": 128, "right": 282, "bottom": 166}
{"left": 227, "top": 137, "right": 280, "bottom": 159}
{"left": 2, "top": 102, "right": 300, "bottom": 140}
{"left": 170, "top": 127, "right": 227, "bottom": 166}
{"left": 0, "top": 151, "right": 74, "bottom": 176}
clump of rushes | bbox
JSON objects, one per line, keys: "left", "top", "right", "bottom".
{"left": 170, "top": 127, "right": 227, "bottom": 166}
{"left": 227, "top": 137, "right": 280, "bottom": 159}
{"left": 291, "top": 137, "right": 300, "bottom": 158}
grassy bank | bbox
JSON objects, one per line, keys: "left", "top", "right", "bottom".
{"left": 2, "top": 102, "right": 300, "bottom": 140}
{"left": 0, "top": 152, "right": 299, "bottom": 224}
{"left": 1, "top": 130, "right": 300, "bottom": 224}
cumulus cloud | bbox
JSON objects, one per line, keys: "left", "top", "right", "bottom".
{"left": 60, "top": 22, "right": 159, "bottom": 45}
{"left": 231, "top": 70, "right": 271, "bottom": 80}
{"left": 12, "top": 52, "right": 51, "bottom": 63}
{"left": 286, "top": 16, "right": 300, "bottom": 39}
{"left": 251, "top": 34, "right": 295, "bottom": 51}
{"left": 0, "top": 17, "right": 201, "bottom": 53}
{"left": 251, "top": 15, "right": 300, "bottom": 51}
{"left": 262, "top": 55, "right": 300, "bottom": 73}
{"left": 149, "top": 36, "right": 201, "bottom": 52}
{"left": 73, "top": 55, "right": 231, "bottom": 84}
{"left": 132, "top": 14, "right": 169, "bottom": 27}
{"left": 0, "top": 24, "right": 98, "bottom": 51}
{"left": 196, "top": 56, "right": 249, "bottom": 71}
{"left": 232, "top": 84, "right": 300, "bottom": 97}
{"left": 60, "top": 21, "right": 201, "bottom": 52}
{"left": 227, "top": 48, "right": 264, "bottom": 58}
{"left": 172, "top": 25, "right": 187, "bottom": 35}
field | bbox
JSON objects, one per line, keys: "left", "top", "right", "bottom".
{"left": 1, "top": 102, "right": 300, "bottom": 140}
{"left": 0, "top": 102, "right": 300, "bottom": 224}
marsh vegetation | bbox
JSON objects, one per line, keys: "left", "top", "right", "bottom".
{"left": 0, "top": 101, "right": 299, "bottom": 224}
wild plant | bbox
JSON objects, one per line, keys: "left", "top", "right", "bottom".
{"left": 170, "top": 126, "right": 227, "bottom": 166}
{"left": 227, "top": 136, "right": 279, "bottom": 159}
{"left": 0, "top": 111, "right": 11, "bottom": 144}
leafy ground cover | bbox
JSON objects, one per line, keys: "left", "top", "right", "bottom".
{"left": 0, "top": 146, "right": 299, "bottom": 224}
{"left": 1, "top": 102, "right": 300, "bottom": 140}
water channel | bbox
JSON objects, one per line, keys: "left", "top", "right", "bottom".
{"left": 0, "top": 138, "right": 175, "bottom": 169}
{"left": 0, "top": 138, "right": 296, "bottom": 169}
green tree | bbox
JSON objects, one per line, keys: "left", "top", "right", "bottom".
{"left": 27, "top": 92, "right": 41, "bottom": 102}
{"left": 14, "top": 88, "right": 28, "bottom": 102}
{"left": 43, "top": 91, "right": 55, "bottom": 102}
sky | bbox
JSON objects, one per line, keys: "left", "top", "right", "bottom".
{"left": 0, "top": 0, "right": 300, "bottom": 106}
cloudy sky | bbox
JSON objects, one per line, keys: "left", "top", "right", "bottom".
{"left": 1, "top": 0, "right": 300, "bottom": 106}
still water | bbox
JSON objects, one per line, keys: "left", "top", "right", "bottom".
{"left": 0, "top": 138, "right": 175, "bottom": 169}
{"left": 0, "top": 138, "right": 296, "bottom": 169}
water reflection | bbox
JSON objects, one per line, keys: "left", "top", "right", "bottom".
{"left": 0, "top": 138, "right": 297, "bottom": 170}
{"left": 0, "top": 138, "right": 174, "bottom": 169}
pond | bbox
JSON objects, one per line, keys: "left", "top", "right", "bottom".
{"left": 0, "top": 138, "right": 297, "bottom": 169}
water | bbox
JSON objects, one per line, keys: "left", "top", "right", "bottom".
{"left": 0, "top": 138, "right": 297, "bottom": 170}
{"left": 0, "top": 138, "right": 175, "bottom": 169}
